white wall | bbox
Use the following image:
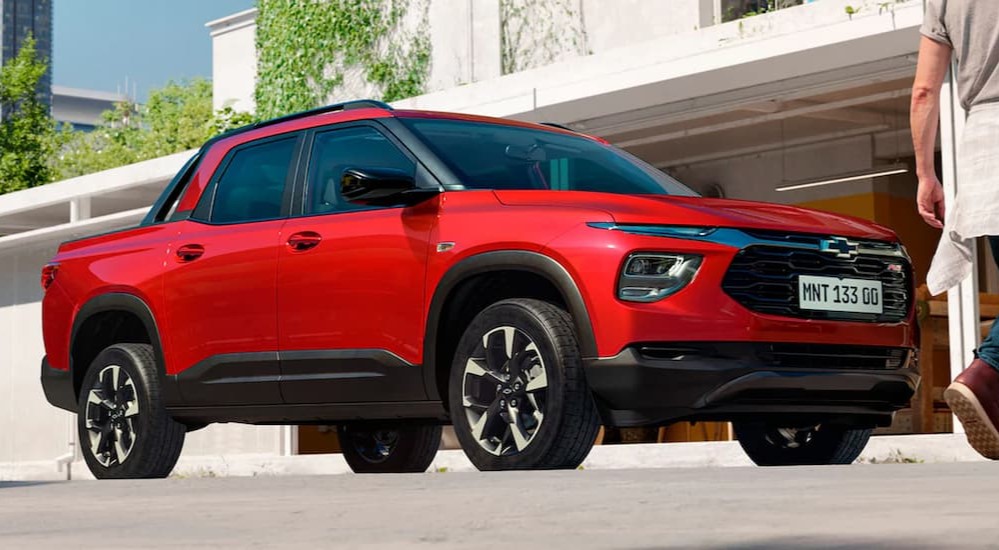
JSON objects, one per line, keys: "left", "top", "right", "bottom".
{"left": 206, "top": 0, "right": 734, "bottom": 114}
{"left": 0, "top": 235, "right": 285, "bottom": 479}
{"left": 209, "top": 9, "right": 257, "bottom": 112}
{"left": 582, "top": 0, "right": 703, "bottom": 52}
{"left": 0, "top": 245, "right": 67, "bottom": 466}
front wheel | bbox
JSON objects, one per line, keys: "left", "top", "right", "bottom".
{"left": 448, "top": 299, "right": 601, "bottom": 471}
{"left": 734, "top": 421, "right": 872, "bottom": 466}
{"left": 338, "top": 424, "right": 442, "bottom": 473}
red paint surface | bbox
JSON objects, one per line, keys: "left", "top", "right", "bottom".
{"left": 42, "top": 108, "right": 915, "bottom": 380}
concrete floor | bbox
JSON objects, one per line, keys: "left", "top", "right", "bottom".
{"left": 2, "top": 463, "right": 998, "bottom": 549}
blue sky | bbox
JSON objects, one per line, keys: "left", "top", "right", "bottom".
{"left": 53, "top": 0, "right": 255, "bottom": 101}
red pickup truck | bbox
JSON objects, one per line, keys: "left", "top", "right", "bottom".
{"left": 40, "top": 100, "right": 918, "bottom": 478}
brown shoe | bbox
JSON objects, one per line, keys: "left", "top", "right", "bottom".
{"left": 945, "top": 359, "right": 999, "bottom": 460}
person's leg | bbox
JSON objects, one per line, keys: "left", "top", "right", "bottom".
{"left": 947, "top": 235, "right": 999, "bottom": 459}
{"left": 976, "top": 237, "right": 999, "bottom": 372}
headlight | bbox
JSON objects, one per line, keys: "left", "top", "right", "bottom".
{"left": 619, "top": 253, "right": 702, "bottom": 302}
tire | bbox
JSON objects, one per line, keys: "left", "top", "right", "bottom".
{"left": 734, "top": 421, "right": 872, "bottom": 466}
{"left": 77, "top": 343, "right": 186, "bottom": 479}
{"left": 338, "top": 424, "right": 442, "bottom": 473}
{"left": 448, "top": 298, "right": 601, "bottom": 471}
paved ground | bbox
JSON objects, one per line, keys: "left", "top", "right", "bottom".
{"left": 2, "top": 462, "right": 998, "bottom": 549}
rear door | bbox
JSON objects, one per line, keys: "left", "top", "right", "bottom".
{"left": 277, "top": 123, "right": 438, "bottom": 404}
{"left": 164, "top": 133, "right": 302, "bottom": 406}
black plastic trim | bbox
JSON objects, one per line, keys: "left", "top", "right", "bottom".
{"left": 171, "top": 352, "right": 282, "bottom": 406}
{"left": 169, "top": 349, "right": 428, "bottom": 410}
{"left": 279, "top": 349, "right": 426, "bottom": 404}
{"left": 584, "top": 343, "right": 918, "bottom": 427}
{"left": 423, "top": 250, "right": 596, "bottom": 400}
{"left": 70, "top": 293, "right": 178, "bottom": 404}
{"left": 141, "top": 151, "right": 203, "bottom": 226}
{"left": 40, "top": 356, "right": 76, "bottom": 412}
{"left": 167, "top": 401, "right": 447, "bottom": 425}
{"left": 202, "top": 99, "right": 394, "bottom": 149}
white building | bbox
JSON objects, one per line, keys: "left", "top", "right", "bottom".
{"left": 1, "top": 0, "right": 983, "bottom": 478}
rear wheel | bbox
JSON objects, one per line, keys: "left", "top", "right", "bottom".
{"left": 338, "top": 424, "right": 441, "bottom": 473}
{"left": 449, "top": 299, "right": 600, "bottom": 471}
{"left": 78, "top": 343, "right": 186, "bottom": 479}
{"left": 734, "top": 421, "right": 872, "bottom": 466}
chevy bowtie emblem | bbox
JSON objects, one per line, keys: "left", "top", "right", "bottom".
{"left": 819, "top": 237, "right": 859, "bottom": 259}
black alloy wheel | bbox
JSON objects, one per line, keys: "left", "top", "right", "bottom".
{"left": 449, "top": 299, "right": 601, "bottom": 471}
{"left": 338, "top": 424, "right": 441, "bottom": 473}
{"left": 734, "top": 421, "right": 873, "bottom": 466}
{"left": 84, "top": 363, "right": 140, "bottom": 467}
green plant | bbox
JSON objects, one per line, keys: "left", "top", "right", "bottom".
{"left": 0, "top": 36, "right": 63, "bottom": 193}
{"left": 734, "top": 0, "right": 804, "bottom": 21}
{"left": 845, "top": 5, "right": 858, "bottom": 19}
{"left": 254, "top": 0, "right": 432, "bottom": 120}
{"left": 56, "top": 79, "right": 254, "bottom": 180}
{"left": 500, "top": 0, "right": 589, "bottom": 75}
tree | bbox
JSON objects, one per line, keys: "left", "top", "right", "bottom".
{"left": 0, "top": 36, "right": 62, "bottom": 193}
{"left": 55, "top": 78, "right": 255, "bottom": 180}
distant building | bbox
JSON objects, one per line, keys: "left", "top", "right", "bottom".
{"left": 52, "top": 86, "right": 127, "bottom": 132}
{"left": 1, "top": 0, "right": 53, "bottom": 108}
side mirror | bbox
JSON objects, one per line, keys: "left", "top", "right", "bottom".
{"left": 340, "top": 167, "right": 428, "bottom": 206}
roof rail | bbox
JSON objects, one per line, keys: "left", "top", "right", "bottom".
{"left": 212, "top": 99, "right": 394, "bottom": 143}
{"left": 254, "top": 99, "right": 394, "bottom": 130}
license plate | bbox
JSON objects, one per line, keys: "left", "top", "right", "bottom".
{"left": 798, "top": 275, "right": 883, "bottom": 314}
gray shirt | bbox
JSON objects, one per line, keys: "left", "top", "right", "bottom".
{"left": 921, "top": 0, "right": 999, "bottom": 111}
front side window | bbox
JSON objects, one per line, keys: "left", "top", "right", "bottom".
{"left": 306, "top": 126, "right": 416, "bottom": 214}
{"left": 207, "top": 137, "right": 297, "bottom": 224}
{"left": 400, "top": 118, "right": 697, "bottom": 196}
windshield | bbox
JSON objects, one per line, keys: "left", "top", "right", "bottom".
{"left": 400, "top": 118, "right": 698, "bottom": 196}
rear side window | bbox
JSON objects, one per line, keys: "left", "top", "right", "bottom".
{"left": 208, "top": 137, "right": 298, "bottom": 224}
{"left": 306, "top": 126, "right": 416, "bottom": 214}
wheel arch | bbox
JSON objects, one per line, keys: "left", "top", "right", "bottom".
{"left": 69, "top": 293, "right": 179, "bottom": 404}
{"left": 423, "top": 250, "right": 597, "bottom": 403}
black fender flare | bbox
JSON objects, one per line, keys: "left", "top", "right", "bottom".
{"left": 70, "top": 292, "right": 180, "bottom": 404}
{"left": 422, "top": 250, "right": 597, "bottom": 401}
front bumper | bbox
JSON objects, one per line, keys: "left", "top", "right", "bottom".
{"left": 584, "top": 343, "right": 919, "bottom": 427}
{"left": 41, "top": 356, "right": 76, "bottom": 412}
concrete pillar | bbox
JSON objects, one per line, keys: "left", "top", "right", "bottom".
{"left": 70, "top": 197, "right": 91, "bottom": 222}
{"left": 700, "top": 0, "right": 720, "bottom": 28}
{"left": 282, "top": 426, "right": 298, "bottom": 456}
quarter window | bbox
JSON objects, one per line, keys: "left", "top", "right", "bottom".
{"left": 208, "top": 137, "right": 297, "bottom": 224}
{"left": 307, "top": 126, "right": 416, "bottom": 214}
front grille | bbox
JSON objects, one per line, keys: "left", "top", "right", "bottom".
{"left": 721, "top": 239, "right": 911, "bottom": 323}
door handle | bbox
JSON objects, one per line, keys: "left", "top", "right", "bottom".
{"left": 287, "top": 231, "right": 322, "bottom": 252}
{"left": 176, "top": 244, "right": 205, "bottom": 262}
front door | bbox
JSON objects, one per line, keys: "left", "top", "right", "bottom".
{"left": 277, "top": 123, "right": 437, "bottom": 404}
{"left": 164, "top": 134, "right": 301, "bottom": 406}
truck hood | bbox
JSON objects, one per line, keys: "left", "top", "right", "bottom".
{"left": 493, "top": 191, "right": 897, "bottom": 241}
